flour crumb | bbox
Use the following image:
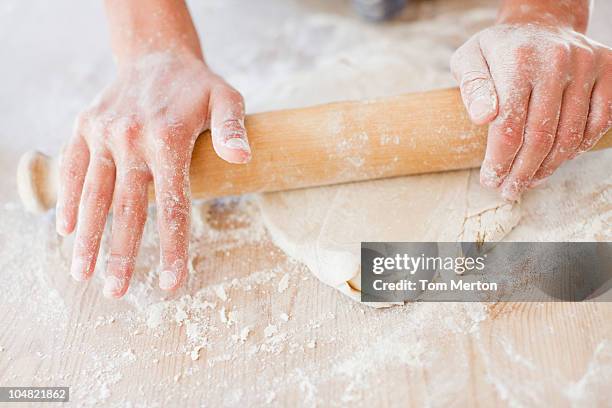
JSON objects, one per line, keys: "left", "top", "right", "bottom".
{"left": 240, "top": 326, "right": 251, "bottom": 342}
{"left": 122, "top": 349, "right": 137, "bottom": 361}
{"left": 175, "top": 308, "right": 188, "bottom": 324}
{"left": 264, "top": 324, "right": 278, "bottom": 338}
{"left": 232, "top": 326, "right": 251, "bottom": 343}
{"left": 219, "top": 307, "right": 228, "bottom": 324}
{"left": 278, "top": 273, "right": 290, "bottom": 293}
{"left": 265, "top": 391, "right": 276, "bottom": 404}
{"left": 146, "top": 303, "right": 167, "bottom": 329}
{"left": 190, "top": 346, "right": 203, "bottom": 361}
{"left": 213, "top": 284, "right": 228, "bottom": 301}
{"left": 227, "top": 310, "right": 238, "bottom": 325}
{"left": 193, "top": 299, "right": 216, "bottom": 310}
{"left": 279, "top": 313, "right": 290, "bottom": 322}
{"left": 99, "top": 384, "right": 110, "bottom": 400}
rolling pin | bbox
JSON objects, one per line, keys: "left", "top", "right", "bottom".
{"left": 17, "top": 87, "right": 612, "bottom": 213}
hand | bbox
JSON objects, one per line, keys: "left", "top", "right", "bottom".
{"left": 56, "top": 51, "right": 251, "bottom": 297}
{"left": 451, "top": 23, "right": 611, "bottom": 200}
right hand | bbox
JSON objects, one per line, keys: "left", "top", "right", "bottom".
{"left": 451, "top": 23, "right": 611, "bottom": 201}
{"left": 56, "top": 51, "right": 251, "bottom": 298}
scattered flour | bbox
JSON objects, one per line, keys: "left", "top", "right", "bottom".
{"left": 0, "top": 0, "right": 610, "bottom": 406}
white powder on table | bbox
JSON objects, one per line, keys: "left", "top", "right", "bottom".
{"left": 0, "top": 0, "right": 610, "bottom": 406}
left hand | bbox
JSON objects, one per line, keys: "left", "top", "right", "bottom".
{"left": 451, "top": 23, "right": 612, "bottom": 200}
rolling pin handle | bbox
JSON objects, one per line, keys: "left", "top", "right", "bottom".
{"left": 17, "top": 150, "right": 57, "bottom": 214}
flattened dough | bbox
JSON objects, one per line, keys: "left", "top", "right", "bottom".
{"left": 252, "top": 10, "right": 521, "bottom": 304}
{"left": 257, "top": 171, "right": 520, "bottom": 303}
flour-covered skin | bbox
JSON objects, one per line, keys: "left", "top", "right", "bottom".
{"left": 55, "top": 0, "right": 251, "bottom": 298}
{"left": 451, "top": 0, "right": 612, "bottom": 201}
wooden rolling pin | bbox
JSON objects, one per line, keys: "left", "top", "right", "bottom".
{"left": 17, "top": 87, "right": 612, "bottom": 213}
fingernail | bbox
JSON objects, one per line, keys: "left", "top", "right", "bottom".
{"left": 224, "top": 137, "right": 251, "bottom": 153}
{"left": 159, "top": 270, "right": 178, "bottom": 291}
{"left": 70, "top": 258, "right": 88, "bottom": 281}
{"left": 480, "top": 162, "right": 502, "bottom": 188}
{"left": 56, "top": 219, "right": 69, "bottom": 237}
{"left": 469, "top": 96, "right": 493, "bottom": 123}
{"left": 103, "top": 276, "right": 124, "bottom": 298}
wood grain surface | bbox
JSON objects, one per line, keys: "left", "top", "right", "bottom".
{"left": 0, "top": 201, "right": 611, "bottom": 407}
{"left": 1, "top": 0, "right": 612, "bottom": 406}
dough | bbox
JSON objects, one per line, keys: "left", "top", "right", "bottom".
{"left": 257, "top": 170, "right": 520, "bottom": 304}
{"left": 251, "top": 9, "right": 521, "bottom": 304}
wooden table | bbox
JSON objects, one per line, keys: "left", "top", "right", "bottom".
{"left": 0, "top": 198, "right": 611, "bottom": 407}
{"left": 1, "top": 0, "right": 611, "bottom": 406}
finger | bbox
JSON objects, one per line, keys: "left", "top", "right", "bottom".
{"left": 479, "top": 81, "right": 531, "bottom": 189}
{"left": 71, "top": 150, "right": 116, "bottom": 281}
{"left": 103, "top": 161, "right": 150, "bottom": 298}
{"left": 153, "top": 148, "right": 191, "bottom": 291}
{"left": 210, "top": 85, "right": 252, "bottom": 164}
{"left": 56, "top": 123, "right": 90, "bottom": 236}
{"left": 532, "top": 76, "right": 594, "bottom": 185}
{"left": 576, "top": 76, "right": 612, "bottom": 155}
{"left": 500, "top": 83, "right": 564, "bottom": 201}
{"left": 450, "top": 37, "right": 499, "bottom": 124}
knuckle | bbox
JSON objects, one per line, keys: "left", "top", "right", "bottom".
{"left": 214, "top": 85, "right": 245, "bottom": 113}
{"left": 494, "top": 119, "right": 524, "bottom": 148}
{"left": 114, "top": 116, "right": 141, "bottom": 137}
{"left": 81, "top": 185, "right": 108, "bottom": 206}
{"left": 152, "top": 124, "right": 189, "bottom": 149}
{"left": 574, "top": 46, "right": 596, "bottom": 67}
{"left": 160, "top": 193, "right": 190, "bottom": 224}
{"left": 115, "top": 194, "right": 143, "bottom": 218}
{"left": 110, "top": 116, "right": 143, "bottom": 149}
{"left": 524, "top": 129, "right": 555, "bottom": 150}
{"left": 557, "top": 129, "right": 583, "bottom": 153}
{"left": 107, "top": 254, "right": 133, "bottom": 275}
{"left": 515, "top": 45, "right": 535, "bottom": 64}
{"left": 88, "top": 115, "right": 114, "bottom": 141}
{"left": 226, "top": 87, "right": 244, "bottom": 103}
{"left": 121, "top": 161, "right": 150, "bottom": 179}
{"left": 60, "top": 158, "right": 81, "bottom": 181}
{"left": 460, "top": 71, "right": 491, "bottom": 97}
{"left": 552, "top": 44, "right": 571, "bottom": 62}
{"left": 74, "top": 111, "right": 91, "bottom": 134}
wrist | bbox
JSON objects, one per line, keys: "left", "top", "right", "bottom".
{"left": 115, "top": 49, "right": 207, "bottom": 76}
{"left": 105, "top": 0, "right": 204, "bottom": 67}
{"left": 496, "top": 0, "right": 590, "bottom": 33}
{"left": 113, "top": 41, "right": 204, "bottom": 69}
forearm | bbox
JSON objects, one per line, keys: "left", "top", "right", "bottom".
{"left": 104, "top": 0, "right": 203, "bottom": 66}
{"left": 497, "top": 0, "right": 591, "bottom": 33}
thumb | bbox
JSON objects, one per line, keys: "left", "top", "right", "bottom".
{"left": 209, "top": 84, "right": 252, "bottom": 164}
{"left": 450, "top": 38, "right": 499, "bottom": 125}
